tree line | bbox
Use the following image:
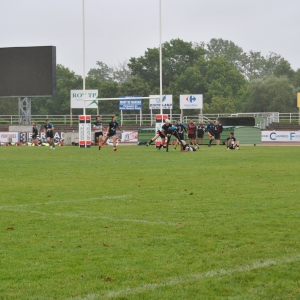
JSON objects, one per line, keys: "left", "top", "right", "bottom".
{"left": 1, "top": 38, "right": 299, "bottom": 115}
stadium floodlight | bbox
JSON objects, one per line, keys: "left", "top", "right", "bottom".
{"left": 159, "top": 0, "right": 163, "bottom": 115}
{"left": 82, "top": 0, "right": 86, "bottom": 115}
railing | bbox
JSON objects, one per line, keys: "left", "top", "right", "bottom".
{"left": 0, "top": 113, "right": 299, "bottom": 126}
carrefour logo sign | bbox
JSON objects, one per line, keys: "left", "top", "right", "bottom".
{"left": 180, "top": 94, "right": 203, "bottom": 109}
{"left": 186, "top": 95, "right": 197, "bottom": 103}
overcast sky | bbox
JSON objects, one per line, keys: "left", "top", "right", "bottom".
{"left": 1, "top": 0, "right": 299, "bottom": 76}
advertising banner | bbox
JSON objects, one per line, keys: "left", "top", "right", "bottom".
{"left": 0, "top": 131, "right": 65, "bottom": 143}
{"left": 262, "top": 131, "right": 300, "bottom": 142}
{"left": 119, "top": 96, "right": 142, "bottom": 110}
{"left": 180, "top": 94, "right": 203, "bottom": 109}
{"left": 149, "top": 95, "right": 173, "bottom": 109}
{"left": 0, "top": 132, "right": 20, "bottom": 143}
{"left": 106, "top": 131, "right": 138, "bottom": 145}
{"left": 70, "top": 90, "right": 98, "bottom": 109}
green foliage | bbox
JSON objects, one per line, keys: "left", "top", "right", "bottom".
{"left": 205, "top": 38, "right": 285, "bottom": 80}
{"left": 244, "top": 76, "right": 296, "bottom": 112}
{"left": 1, "top": 146, "right": 300, "bottom": 299}
{"left": 1, "top": 38, "right": 299, "bottom": 116}
{"left": 0, "top": 98, "right": 18, "bottom": 115}
{"left": 32, "top": 65, "right": 83, "bottom": 115}
{"left": 128, "top": 39, "right": 205, "bottom": 91}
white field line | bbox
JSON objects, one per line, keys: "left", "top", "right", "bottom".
{"left": 0, "top": 195, "right": 178, "bottom": 226}
{"left": 72, "top": 254, "right": 300, "bottom": 300}
{"left": 0, "top": 195, "right": 130, "bottom": 209}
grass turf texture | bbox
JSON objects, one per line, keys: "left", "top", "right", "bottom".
{"left": 1, "top": 145, "right": 300, "bottom": 300}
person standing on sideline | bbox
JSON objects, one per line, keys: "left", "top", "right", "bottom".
{"left": 214, "top": 121, "right": 223, "bottom": 146}
{"left": 44, "top": 119, "right": 55, "bottom": 150}
{"left": 32, "top": 121, "right": 38, "bottom": 144}
{"left": 196, "top": 121, "right": 205, "bottom": 145}
{"left": 102, "top": 116, "right": 123, "bottom": 151}
{"left": 93, "top": 115, "right": 104, "bottom": 150}
{"left": 187, "top": 119, "right": 197, "bottom": 145}
{"left": 226, "top": 132, "right": 240, "bottom": 150}
{"left": 206, "top": 119, "right": 215, "bottom": 147}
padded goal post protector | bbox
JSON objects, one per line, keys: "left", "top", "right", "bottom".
{"left": 79, "top": 115, "right": 91, "bottom": 148}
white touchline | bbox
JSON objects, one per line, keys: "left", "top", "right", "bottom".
{"left": 0, "top": 195, "right": 130, "bottom": 209}
{"left": 71, "top": 254, "right": 300, "bottom": 300}
{"left": 0, "top": 208, "right": 178, "bottom": 226}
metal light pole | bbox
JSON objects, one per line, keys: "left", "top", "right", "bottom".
{"left": 159, "top": 0, "right": 163, "bottom": 115}
{"left": 82, "top": 0, "right": 86, "bottom": 116}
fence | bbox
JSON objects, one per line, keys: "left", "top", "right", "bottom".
{"left": 0, "top": 112, "right": 299, "bottom": 126}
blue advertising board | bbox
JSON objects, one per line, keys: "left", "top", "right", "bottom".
{"left": 119, "top": 96, "right": 142, "bottom": 110}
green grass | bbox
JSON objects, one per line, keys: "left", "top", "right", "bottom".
{"left": 1, "top": 145, "right": 300, "bottom": 299}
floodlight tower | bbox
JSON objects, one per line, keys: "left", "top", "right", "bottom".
{"left": 18, "top": 97, "right": 31, "bottom": 125}
{"left": 82, "top": 0, "right": 86, "bottom": 116}
{"left": 159, "top": 0, "right": 163, "bottom": 115}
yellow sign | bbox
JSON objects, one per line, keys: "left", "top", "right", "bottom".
{"left": 298, "top": 93, "right": 300, "bottom": 108}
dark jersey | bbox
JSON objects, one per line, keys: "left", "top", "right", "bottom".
{"left": 206, "top": 123, "right": 215, "bottom": 134}
{"left": 197, "top": 125, "right": 205, "bottom": 138}
{"left": 187, "top": 123, "right": 196, "bottom": 135}
{"left": 226, "top": 136, "right": 237, "bottom": 148}
{"left": 32, "top": 125, "right": 38, "bottom": 136}
{"left": 107, "top": 121, "right": 119, "bottom": 136}
{"left": 183, "top": 145, "right": 196, "bottom": 152}
{"left": 93, "top": 121, "right": 103, "bottom": 132}
{"left": 176, "top": 123, "right": 187, "bottom": 133}
{"left": 44, "top": 123, "right": 54, "bottom": 138}
{"left": 215, "top": 124, "right": 223, "bottom": 134}
{"left": 161, "top": 123, "right": 172, "bottom": 135}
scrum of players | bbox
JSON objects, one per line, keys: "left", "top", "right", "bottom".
{"left": 145, "top": 118, "right": 237, "bottom": 152}
{"left": 145, "top": 118, "right": 199, "bottom": 152}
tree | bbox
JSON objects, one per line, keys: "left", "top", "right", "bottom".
{"left": 205, "top": 38, "right": 285, "bottom": 80}
{"left": 273, "top": 59, "right": 294, "bottom": 78}
{"left": 204, "top": 56, "right": 247, "bottom": 110}
{"left": 168, "top": 61, "right": 208, "bottom": 112}
{"left": 128, "top": 39, "right": 206, "bottom": 90}
{"left": 87, "top": 60, "right": 132, "bottom": 84}
{"left": 97, "top": 81, "right": 120, "bottom": 114}
{"left": 32, "top": 64, "right": 82, "bottom": 115}
{"left": 87, "top": 61, "right": 114, "bottom": 82}
{"left": 113, "top": 60, "right": 132, "bottom": 84}
{"left": 206, "top": 96, "right": 236, "bottom": 113}
{"left": 0, "top": 98, "right": 18, "bottom": 115}
{"left": 243, "top": 76, "right": 296, "bottom": 112}
{"left": 205, "top": 38, "right": 246, "bottom": 75}
{"left": 291, "top": 69, "right": 300, "bottom": 88}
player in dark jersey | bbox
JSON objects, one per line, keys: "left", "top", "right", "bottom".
{"left": 32, "top": 121, "right": 38, "bottom": 144}
{"left": 206, "top": 119, "right": 215, "bottom": 147}
{"left": 146, "top": 119, "right": 172, "bottom": 150}
{"left": 196, "top": 121, "right": 205, "bottom": 145}
{"left": 44, "top": 119, "right": 55, "bottom": 150}
{"left": 102, "top": 116, "right": 123, "bottom": 151}
{"left": 226, "top": 132, "right": 240, "bottom": 150}
{"left": 187, "top": 119, "right": 197, "bottom": 145}
{"left": 180, "top": 140, "right": 199, "bottom": 152}
{"left": 93, "top": 115, "right": 104, "bottom": 150}
{"left": 214, "top": 121, "right": 223, "bottom": 146}
{"left": 174, "top": 119, "right": 187, "bottom": 150}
